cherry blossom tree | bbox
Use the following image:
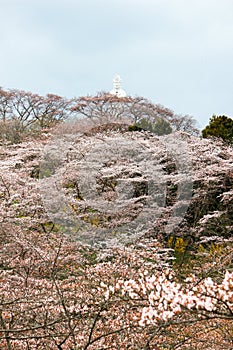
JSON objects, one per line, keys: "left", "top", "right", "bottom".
{"left": 0, "top": 88, "right": 75, "bottom": 143}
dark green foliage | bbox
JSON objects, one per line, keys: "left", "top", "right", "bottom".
{"left": 137, "top": 117, "right": 172, "bottom": 135}
{"left": 128, "top": 125, "right": 143, "bottom": 132}
{"left": 129, "top": 117, "right": 172, "bottom": 135}
{"left": 151, "top": 117, "right": 173, "bottom": 135}
{"left": 202, "top": 115, "right": 233, "bottom": 144}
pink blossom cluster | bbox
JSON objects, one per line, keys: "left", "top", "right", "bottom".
{"left": 104, "top": 270, "right": 233, "bottom": 326}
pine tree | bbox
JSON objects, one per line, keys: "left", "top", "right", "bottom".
{"left": 202, "top": 115, "right": 233, "bottom": 144}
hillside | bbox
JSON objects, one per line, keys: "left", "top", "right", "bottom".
{"left": 0, "top": 118, "right": 233, "bottom": 349}
{"left": 1, "top": 121, "right": 232, "bottom": 245}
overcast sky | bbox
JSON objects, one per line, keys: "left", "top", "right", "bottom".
{"left": 0, "top": 0, "right": 233, "bottom": 128}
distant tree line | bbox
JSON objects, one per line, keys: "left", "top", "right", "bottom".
{"left": 0, "top": 88, "right": 200, "bottom": 143}
{"left": 71, "top": 92, "right": 200, "bottom": 136}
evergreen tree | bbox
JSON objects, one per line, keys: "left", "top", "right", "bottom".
{"left": 202, "top": 115, "right": 233, "bottom": 144}
{"left": 136, "top": 117, "right": 172, "bottom": 135}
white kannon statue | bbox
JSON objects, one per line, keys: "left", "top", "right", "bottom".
{"left": 110, "top": 74, "right": 127, "bottom": 97}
